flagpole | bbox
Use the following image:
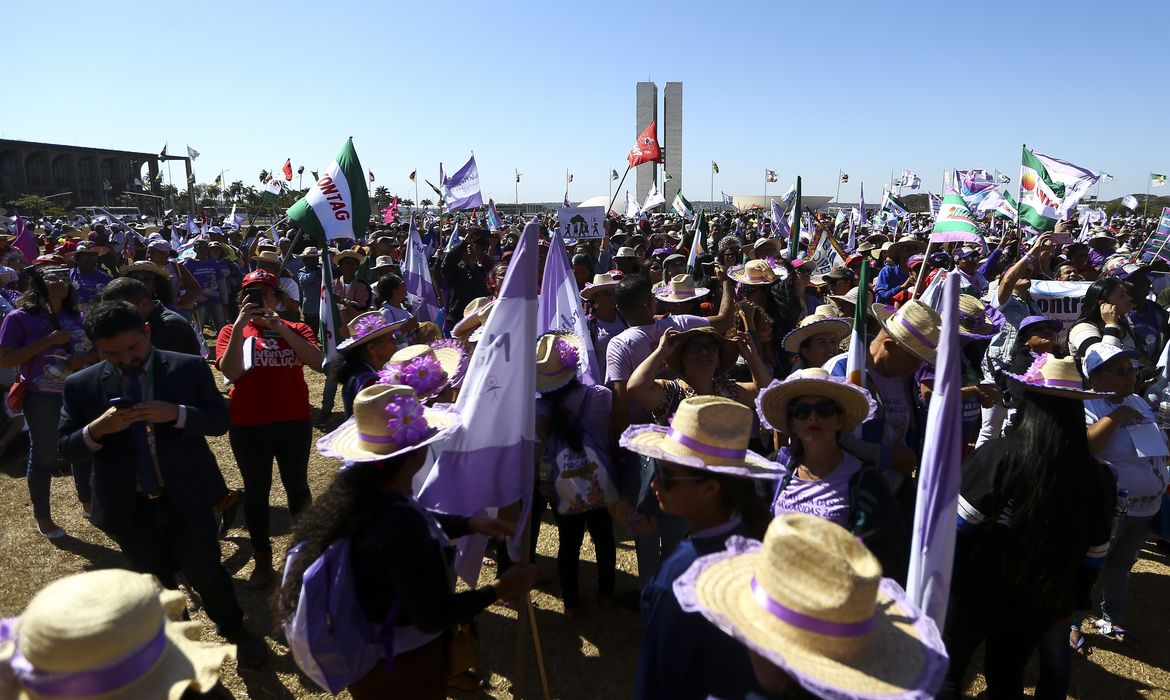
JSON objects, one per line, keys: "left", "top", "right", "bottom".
{"left": 607, "top": 164, "right": 631, "bottom": 216}
{"left": 1145, "top": 174, "right": 1151, "bottom": 218}
{"left": 834, "top": 171, "right": 842, "bottom": 205}
{"left": 710, "top": 163, "right": 714, "bottom": 203}
{"left": 763, "top": 169, "right": 768, "bottom": 208}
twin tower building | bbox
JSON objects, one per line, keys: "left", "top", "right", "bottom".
{"left": 635, "top": 81, "right": 682, "bottom": 207}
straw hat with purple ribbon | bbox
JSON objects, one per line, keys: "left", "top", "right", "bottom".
{"left": 0, "top": 569, "right": 234, "bottom": 700}
{"left": 580, "top": 273, "right": 620, "bottom": 301}
{"left": 728, "top": 259, "right": 779, "bottom": 286}
{"left": 317, "top": 383, "right": 460, "bottom": 463}
{"left": 672, "top": 514, "right": 947, "bottom": 700}
{"left": 956, "top": 294, "right": 1004, "bottom": 341}
{"left": 781, "top": 306, "right": 851, "bottom": 353}
{"left": 1005, "top": 353, "right": 1113, "bottom": 400}
{"left": 756, "top": 368, "right": 877, "bottom": 433}
{"left": 377, "top": 344, "right": 460, "bottom": 401}
{"left": 337, "top": 311, "right": 408, "bottom": 352}
{"left": 452, "top": 296, "right": 495, "bottom": 338}
{"left": 654, "top": 274, "right": 710, "bottom": 303}
{"left": 620, "top": 396, "right": 780, "bottom": 479}
{"left": 870, "top": 300, "right": 941, "bottom": 364}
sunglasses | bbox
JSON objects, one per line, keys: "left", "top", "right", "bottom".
{"left": 789, "top": 400, "right": 842, "bottom": 421}
{"left": 653, "top": 462, "right": 708, "bottom": 489}
{"left": 685, "top": 341, "right": 720, "bottom": 355}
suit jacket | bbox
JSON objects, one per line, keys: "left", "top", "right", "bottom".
{"left": 59, "top": 347, "right": 230, "bottom": 537}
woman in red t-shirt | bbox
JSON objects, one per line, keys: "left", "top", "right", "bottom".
{"left": 216, "top": 270, "right": 322, "bottom": 589}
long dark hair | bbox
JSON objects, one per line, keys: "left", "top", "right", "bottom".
{"left": 18, "top": 273, "right": 78, "bottom": 317}
{"left": 1001, "top": 391, "right": 1099, "bottom": 618}
{"left": 1075, "top": 276, "right": 1143, "bottom": 355}
{"left": 712, "top": 473, "right": 772, "bottom": 540}
{"left": 276, "top": 458, "right": 404, "bottom": 623}
{"left": 539, "top": 379, "right": 583, "bottom": 452}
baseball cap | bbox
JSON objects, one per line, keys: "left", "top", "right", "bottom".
{"left": 241, "top": 270, "right": 280, "bottom": 289}
{"left": 1083, "top": 342, "right": 1139, "bottom": 375}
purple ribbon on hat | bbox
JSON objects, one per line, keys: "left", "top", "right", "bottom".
{"left": 1037, "top": 377, "right": 1082, "bottom": 389}
{"left": 358, "top": 430, "right": 402, "bottom": 445}
{"left": 1, "top": 620, "right": 167, "bottom": 697}
{"left": 667, "top": 428, "right": 747, "bottom": 461}
{"left": 750, "top": 578, "right": 875, "bottom": 638}
{"left": 897, "top": 314, "right": 937, "bottom": 350}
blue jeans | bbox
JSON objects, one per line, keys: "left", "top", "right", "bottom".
{"left": 25, "top": 391, "right": 90, "bottom": 518}
{"left": 1070, "top": 512, "right": 1155, "bottom": 633}
{"left": 195, "top": 299, "right": 226, "bottom": 334}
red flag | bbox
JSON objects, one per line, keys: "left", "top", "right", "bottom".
{"left": 627, "top": 120, "right": 662, "bottom": 168}
{"left": 282, "top": 159, "right": 293, "bottom": 181}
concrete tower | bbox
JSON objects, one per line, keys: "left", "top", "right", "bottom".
{"left": 635, "top": 81, "right": 658, "bottom": 203}
{"left": 663, "top": 82, "right": 682, "bottom": 206}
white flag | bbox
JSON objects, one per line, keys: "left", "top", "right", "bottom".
{"left": 186, "top": 146, "right": 200, "bottom": 160}
{"left": 625, "top": 190, "right": 638, "bottom": 218}
{"left": 640, "top": 183, "right": 666, "bottom": 214}
{"left": 1123, "top": 195, "right": 1139, "bottom": 210}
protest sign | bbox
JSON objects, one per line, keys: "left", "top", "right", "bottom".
{"left": 1138, "top": 208, "right": 1170, "bottom": 263}
{"left": 1029, "top": 280, "right": 1091, "bottom": 338}
{"left": 557, "top": 206, "right": 605, "bottom": 239}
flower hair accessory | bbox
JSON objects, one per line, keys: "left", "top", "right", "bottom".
{"left": 377, "top": 345, "right": 450, "bottom": 399}
{"left": 383, "top": 394, "right": 429, "bottom": 448}
{"left": 555, "top": 338, "right": 580, "bottom": 370}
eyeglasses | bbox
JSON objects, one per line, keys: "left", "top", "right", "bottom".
{"left": 789, "top": 400, "right": 842, "bottom": 420}
{"left": 653, "top": 462, "right": 708, "bottom": 489}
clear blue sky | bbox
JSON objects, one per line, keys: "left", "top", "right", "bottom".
{"left": 5, "top": 0, "right": 1167, "bottom": 204}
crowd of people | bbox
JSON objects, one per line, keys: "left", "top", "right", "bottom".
{"left": 0, "top": 202, "right": 1167, "bottom": 699}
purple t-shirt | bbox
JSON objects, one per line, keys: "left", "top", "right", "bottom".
{"left": 69, "top": 268, "right": 113, "bottom": 306}
{"left": 604, "top": 314, "right": 708, "bottom": 423}
{"left": 590, "top": 314, "right": 628, "bottom": 371}
{"left": 183, "top": 258, "right": 223, "bottom": 299}
{"left": 0, "top": 308, "right": 89, "bottom": 393}
{"left": 772, "top": 452, "right": 864, "bottom": 528}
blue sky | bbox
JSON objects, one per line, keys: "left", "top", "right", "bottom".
{"left": 5, "top": 0, "right": 1167, "bottom": 204}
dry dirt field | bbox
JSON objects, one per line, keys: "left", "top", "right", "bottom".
{"left": 1, "top": 365, "right": 1168, "bottom": 699}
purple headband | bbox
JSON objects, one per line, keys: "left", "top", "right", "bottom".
{"left": 2, "top": 620, "right": 167, "bottom": 697}
{"left": 667, "top": 428, "right": 747, "bottom": 461}
{"left": 750, "top": 578, "right": 875, "bottom": 638}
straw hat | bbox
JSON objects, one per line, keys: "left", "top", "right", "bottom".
{"left": 429, "top": 338, "right": 470, "bottom": 388}
{"left": 727, "top": 260, "right": 779, "bottom": 286}
{"left": 676, "top": 514, "right": 947, "bottom": 699}
{"left": 956, "top": 294, "right": 1004, "bottom": 340}
{"left": 781, "top": 307, "right": 851, "bottom": 353}
{"left": 886, "top": 239, "right": 926, "bottom": 259}
{"left": 336, "top": 311, "right": 407, "bottom": 352}
{"left": 252, "top": 249, "right": 282, "bottom": 266}
{"left": 654, "top": 274, "right": 710, "bottom": 303}
{"left": 829, "top": 286, "right": 873, "bottom": 315}
{"left": 535, "top": 331, "right": 587, "bottom": 393}
{"left": 619, "top": 396, "right": 780, "bottom": 478}
{"left": 756, "top": 368, "right": 876, "bottom": 433}
{"left": 0, "top": 569, "right": 234, "bottom": 700}
{"left": 1006, "top": 353, "right": 1112, "bottom": 400}
{"left": 332, "top": 249, "right": 365, "bottom": 265}
{"left": 372, "top": 255, "right": 396, "bottom": 272}
{"left": 118, "top": 260, "right": 172, "bottom": 279}
{"left": 300, "top": 246, "right": 321, "bottom": 258}
{"left": 613, "top": 246, "right": 639, "bottom": 260}
{"left": 580, "top": 273, "right": 620, "bottom": 301}
{"left": 870, "top": 300, "right": 941, "bottom": 364}
{"left": 665, "top": 326, "right": 739, "bottom": 376}
{"left": 379, "top": 344, "right": 459, "bottom": 400}
{"left": 316, "top": 384, "right": 460, "bottom": 463}
{"left": 452, "top": 296, "right": 495, "bottom": 338}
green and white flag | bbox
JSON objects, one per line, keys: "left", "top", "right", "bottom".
{"left": 930, "top": 189, "right": 983, "bottom": 243}
{"left": 1018, "top": 146, "right": 1065, "bottom": 231}
{"left": 881, "top": 189, "right": 909, "bottom": 217}
{"left": 317, "top": 246, "right": 343, "bottom": 366}
{"left": 261, "top": 178, "right": 284, "bottom": 204}
{"left": 1153, "top": 173, "right": 1167, "bottom": 188}
{"left": 671, "top": 192, "right": 694, "bottom": 218}
{"left": 287, "top": 137, "right": 371, "bottom": 242}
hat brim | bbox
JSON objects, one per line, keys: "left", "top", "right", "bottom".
{"left": 336, "top": 319, "right": 408, "bottom": 352}
{"left": 316, "top": 405, "right": 461, "bottom": 463}
{"left": 430, "top": 339, "right": 470, "bottom": 388}
{"left": 871, "top": 304, "right": 937, "bottom": 365}
{"left": 727, "top": 268, "right": 778, "bottom": 286}
{"left": 619, "top": 425, "right": 780, "bottom": 479}
{"left": 119, "top": 263, "right": 173, "bottom": 279}
{"left": 580, "top": 281, "right": 619, "bottom": 301}
{"left": 1005, "top": 377, "right": 1113, "bottom": 401}
{"left": 781, "top": 319, "right": 851, "bottom": 354}
{"left": 678, "top": 543, "right": 947, "bottom": 700}
{"left": 665, "top": 329, "right": 738, "bottom": 376}
{"left": 756, "top": 376, "right": 876, "bottom": 433}
{"left": 655, "top": 286, "right": 711, "bottom": 303}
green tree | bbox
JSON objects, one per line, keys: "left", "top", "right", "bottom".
{"left": 420, "top": 198, "right": 433, "bottom": 208}
{"left": 6, "top": 194, "right": 65, "bottom": 219}
{"left": 400, "top": 198, "right": 414, "bottom": 207}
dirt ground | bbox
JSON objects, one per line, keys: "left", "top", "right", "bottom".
{"left": 1, "top": 365, "right": 1168, "bottom": 699}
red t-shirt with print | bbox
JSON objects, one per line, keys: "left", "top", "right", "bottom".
{"left": 216, "top": 321, "right": 318, "bottom": 426}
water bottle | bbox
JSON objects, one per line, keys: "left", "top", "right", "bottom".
{"left": 1112, "top": 488, "right": 1130, "bottom": 541}
{"left": 1158, "top": 388, "right": 1170, "bottom": 431}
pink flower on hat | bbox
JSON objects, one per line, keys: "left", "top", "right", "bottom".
{"left": 384, "top": 395, "right": 428, "bottom": 447}
{"left": 555, "top": 338, "right": 580, "bottom": 370}
{"left": 378, "top": 353, "right": 444, "bottom": 395}
{"left": 352, "top": 314, "right": 386, "bottom": 339}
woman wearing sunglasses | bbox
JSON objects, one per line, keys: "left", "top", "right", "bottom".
{"left": 1072, "top": 342, "right": 1168, "bottom": 650}
{"left": 620, "top": 396, "right": 779, "bottom": 700}
{"left": 757, "top": 368, "right": 910, "bottom": 582}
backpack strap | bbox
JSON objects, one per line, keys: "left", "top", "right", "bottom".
{"left": 847, "top": 464, "right": 883, "bottom": 537}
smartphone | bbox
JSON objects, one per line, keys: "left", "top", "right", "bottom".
{"left": 1048, "top": 232, "right": 1074, "bottom": 245}
{"left": 107, "top": 397, "right": 134, "bottom": 410}
{"left": 244, "top": 288, "right": 265, "bottom": 307}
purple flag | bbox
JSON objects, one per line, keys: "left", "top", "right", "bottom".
{"left": 12, "top": 214, "right": 38, "bottom": 263}
{"left": 770, "top": 198, "right": 785, "bottom": 239}
{"left": 859, "top": 183, "right": 866, "bottom": 227}
{"left": 403, "top": 215, "right": 440, "bottom": 324}
{"left": 418, "top": 219, "right": 538, "bottom": 583}
{"left": 441, "top": 155, "right": 483, "bottom": 211}
{"left": 538, "top": 232, "right": 599, "bottom": 383}
{"left": 906, "top": 272, "right": 961, "bottom": 629}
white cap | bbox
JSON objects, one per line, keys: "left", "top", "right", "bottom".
{"left": 1083, "top": 342, "right": 1139, "bottom": 376}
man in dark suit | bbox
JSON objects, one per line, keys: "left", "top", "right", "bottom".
{"left": 58, "top": 301, "right": 265, "bottom": 667}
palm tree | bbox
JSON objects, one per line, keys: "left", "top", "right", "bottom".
{"left": 228, "top": 180, "right": 246, "bottom": 202}
{"left": 420, "top": 198, "right": 433, "bottom": 208}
